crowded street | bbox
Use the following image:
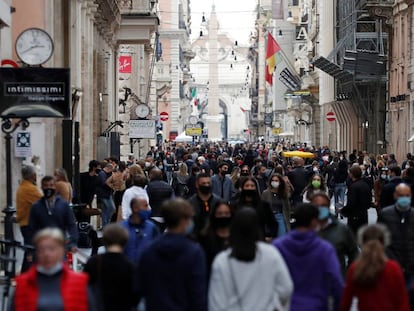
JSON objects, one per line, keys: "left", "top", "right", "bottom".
{"left": 1, "top": 0, "right": 414, "bottom": 310}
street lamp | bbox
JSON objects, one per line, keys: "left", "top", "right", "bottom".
{"left": 2, "top": 118, "right": 30, "bottom": 243}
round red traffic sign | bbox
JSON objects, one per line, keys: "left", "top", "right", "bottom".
{"left": 160, "top": 111, "right": 169, "bottom": 122}
{"left": 326, "top": 111, "right": 336, "bottom": 122}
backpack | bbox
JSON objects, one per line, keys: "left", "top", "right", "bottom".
{"left": 77, "top": 222, "right": 92, "bottom": 248}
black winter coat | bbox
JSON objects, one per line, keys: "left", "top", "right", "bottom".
{"left": 379, "top": 206, "right": 414, "bottom": 275}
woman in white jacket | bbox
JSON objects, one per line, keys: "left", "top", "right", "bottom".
{"left": 208, "top": 207, "right": 293, "bottom": 311}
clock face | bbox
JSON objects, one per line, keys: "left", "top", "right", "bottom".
{"left": 189, "top": 116, "right": 198, "bottom": 125}
{"left": 16, "top": 28, "right": 54, "bottom": 65}
{"left": 135, "top": 104, "right": 150, "bottom": 118}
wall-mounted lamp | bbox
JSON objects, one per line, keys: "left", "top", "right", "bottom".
{"left": 287, "top": 11, "right": 293, "bottom": 22}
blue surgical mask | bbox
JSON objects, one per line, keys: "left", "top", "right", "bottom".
{"left": 318, "top": 206, "right": 330, "bottom": 220}
{"left": 138, "top": 210, "right": 152, "bottom": 221}
{"left": 184, "top": 219, "right": 194, "bottom": 235}
{"left": 397, "top": 197, "right": 411, "bottom": 210}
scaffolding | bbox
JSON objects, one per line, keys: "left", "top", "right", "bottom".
{"left": 313, "top": 0, "right": 390, "bottom": 152}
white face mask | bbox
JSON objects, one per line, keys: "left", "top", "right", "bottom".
{"left": 37, "top": 262, "right": 63, "bottom": 276}
{"left": 313, "top": 167, "right": 319, "bottom": 172}
{"left": 406, "top": 164, "right": 410, "bottom": 169}
{"left": 145, "top": 162, "right": 151, "bottom": 168}
{"left": 271, "top": 181, "right": 280, "bottom": 188}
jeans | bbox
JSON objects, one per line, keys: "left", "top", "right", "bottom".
{"left": 100, "top": 197, "right": 115, "bottom": 227}
{"left": 166, "top": 171, "right": 173, "bottom": 185}
{"left": 334, "top": 183, "right": 346, "bottom": 214}
{"left": 274, "top": 213, "right": 287, "bottom": 238}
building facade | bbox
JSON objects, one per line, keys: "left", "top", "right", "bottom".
{"left": 389, "top": 0, "right": 413, "bottom": 161}
{"left": 0, "top": 0, "right": 160, "bottom": 235}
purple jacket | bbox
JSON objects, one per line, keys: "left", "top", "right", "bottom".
{"left": 273, "top": 230, "right": 344, "bottom": 311}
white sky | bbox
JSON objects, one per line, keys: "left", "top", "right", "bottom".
{"left": 190, "top": 0, "right": 257, "bottom": 45}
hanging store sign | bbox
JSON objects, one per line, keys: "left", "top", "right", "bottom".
{"left": 129, "top": 120, "right": 156, "bottom": 139}
{"left": 185, "top": 124, "right": 203, "bottom": 136}
{"left": 0, "top": 68, "right": 70, "bottom": 118}
{"left": 119, "top": 56, "right": 132, "bottom": 73}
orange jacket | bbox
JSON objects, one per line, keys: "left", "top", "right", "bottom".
{"left": 16, "top": 180, "right": 42, "bottom": 227}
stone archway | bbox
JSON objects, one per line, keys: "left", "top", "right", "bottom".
{"left": 198, "top": 98, "right": 229, "bottom": 140}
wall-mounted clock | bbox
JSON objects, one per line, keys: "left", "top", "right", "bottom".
{"left": 135, "top": 104, "right": 150, "bottom": 119}
{"left": 16, "top": 28, "right": 54, "bottom": 66}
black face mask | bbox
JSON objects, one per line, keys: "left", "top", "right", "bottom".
{"left": 43, "top": 188, "right": 55, "bottom": 199}
{"left": 199, "top": 185, "right": 212, "bottom": 195}
{"left": 95, "top": 168, "right": 101, "bottom": 175}
{"left": 240, "top": 172, "right": 249, "bottom": 176}
{"left": 211, "top": 216, "right": 232, "bottom": 229}
{"left": 242, "top": 189, "right": 256, "bottom": 197}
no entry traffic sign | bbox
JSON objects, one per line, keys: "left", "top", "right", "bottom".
{"left": 326, "top": 111, "right": 336, "bottom": 122}
{"left": 160, "top": 111, "right": 169, "bottom": 122}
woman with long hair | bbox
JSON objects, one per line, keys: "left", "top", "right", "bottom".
{"left": 125, "top": 164, "right": 145, "bottom": 189}
{"left": 230, "top": 166, "right": 241, "bottom": 191}
{"left": 302, "top": 174, "right": 328, "bottom": 203}
{"left": 209, "top": 208, "right": 293, "bottom": 311}
{"left": 340, "top": 224, "right": 410, "bottom": 311}
{"left": 199, "top": 201, "right": 233, "bottom": 272}
{"left": 230, "top": 176, "right": 278, "bottom": 240}
{"left": 261, "top": 173, "right": 291, "bottom": 237}
{"left": 171, "top": 162, "right": 190, "bottom": 198}
{"left": 106, "top": 161, "right": 128, "bottom": 222}
{"left": 54, "top": 168, "right": 73, "bottom": 203}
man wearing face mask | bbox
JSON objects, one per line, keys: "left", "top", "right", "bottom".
{"left": 379, "top": 166, "right": 403, "bottom": 209}
{"left": 378, "top": 183, "right": 414, "bottom": 288}
{"left": 136, "top": 198, "right": 207, "bottom": 311}
{"left": 29, "top": 176, "right": 78, "bottom": 253}
{"left": 311, "top": 193, "right": 359, "bottom": 276}
{"left": 188, "top": 173, "right": 221, "bottom": 238}
{"left": 211, "top": 163, "right": 235, "bottom": 203}
{"left": 121, "top": 196, "right": 159, "bottom": 265}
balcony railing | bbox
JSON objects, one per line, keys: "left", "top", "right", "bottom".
{"left": 356, "top": 0, "right": 394, "bottom": 9}
{"left": 119, "top": 0, "right": 156, "bottom": 13}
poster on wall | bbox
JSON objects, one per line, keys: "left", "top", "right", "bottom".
{"left": 15, "top": 131, "right": 32, "bottom": 158}
{"left": 119, "top": 56, "right": 132, "bottom": 73}
{"left": 0, "top": 68, "right": 70, "bottom": 118}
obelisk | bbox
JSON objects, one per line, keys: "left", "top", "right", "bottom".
{"left": 206, "top": 3, "right": 222, "bottom": 141}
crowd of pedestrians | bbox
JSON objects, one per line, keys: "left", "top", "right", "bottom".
{"left": 10, "top": 141, "right": 414, "bottom": 310}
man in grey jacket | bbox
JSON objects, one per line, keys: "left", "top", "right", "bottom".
{"left": 211, "top": 162, "right": 234, "bottom": 203}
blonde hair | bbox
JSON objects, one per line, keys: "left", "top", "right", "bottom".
{"left": 129, "top": 164, "right": 144, "bottom": 177}
{"left": 55, "top": 168, "right": 69, "bottom": 182}
{"left": 178, "top": 162, "right": 188, "bottom": 176}
{"left": 33, "top": 228, "right": 65, "bottom": 247}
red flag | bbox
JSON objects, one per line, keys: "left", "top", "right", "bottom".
{"left": 266, "top": 32, "right": 281, "bottom": 85}
{"left": 240, "top": 107, "right": 246, "bottom": 113}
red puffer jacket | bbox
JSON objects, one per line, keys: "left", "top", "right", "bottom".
{"left": 14, "top": 264, "right": 89, "bottom": 311}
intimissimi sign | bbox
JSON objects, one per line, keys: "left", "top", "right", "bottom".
{"left": 0, "top": 68, "right": 70, "bottom": 118}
